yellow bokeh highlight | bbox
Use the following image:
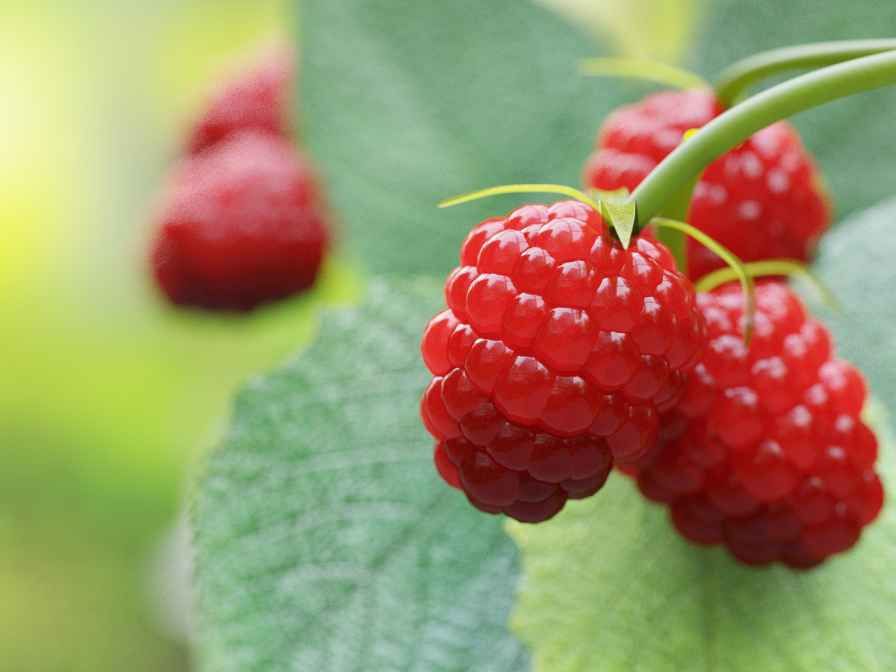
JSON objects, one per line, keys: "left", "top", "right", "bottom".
{"left": 543, "top": 0, "right": 699, "bottom": 64}
{"left": 151, "top": 0, "right": 286, "bottom": 131}
{"left": 0, "top": 13, "right": 85, "bottom": 300}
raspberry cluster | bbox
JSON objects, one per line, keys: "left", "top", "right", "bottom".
{"left": 421, "top": 201, "right": 705, "bottom": 522}
{"left": 151, "top": 47, "right": 330, "bottom": 311}
{"left": 628, "top": 283, "right": 883, "bottom": 567}
{"left": 584, "top": 90, "right": 831, "bottom": 281}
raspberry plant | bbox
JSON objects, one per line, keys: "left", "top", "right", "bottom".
{"left": 421, "top": 48, "right": 896, "bottom": 529}
{"left": 192, "top": 2, "right": 896, "bottom": 670}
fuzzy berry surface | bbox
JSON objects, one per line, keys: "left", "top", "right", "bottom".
{"left": 421, "top": 200, "right": 706, "bottom": 522}
{"left": 628, "top": 282, "right": 883, "bottom": 568}
{"left": 584, "top": 89, "right": 831, "bottom": 281}
{"left": 152, "top": 131, "right": 329, "bottom": 311}
{"left": 187, "top": 46, "right": 292, "bottom": 155}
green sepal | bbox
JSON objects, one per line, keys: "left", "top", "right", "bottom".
{"left": 600, "top": 196, "right": 637, "bottom": 249}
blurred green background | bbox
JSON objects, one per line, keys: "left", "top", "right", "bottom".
{"left": 1, "top": 2, "right": 316, "bottom": 670}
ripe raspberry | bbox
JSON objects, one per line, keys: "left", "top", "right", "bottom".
{"left": 421, "top": 201, "right": 706, "bottom": 522}
{"left": 630, "top": 283, "right": 883, "bottom": 568}
{"left": 151, "top": 131, "right": 329, "bottom": 311}
{"left": 584, "top": 90, "right": 831, "bottom": 281}
{"left": 187, "top": 46, "right": 292, "bottom": 155}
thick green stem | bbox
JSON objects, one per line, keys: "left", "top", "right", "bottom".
{"left": 632, "top": 51, "right": 896, "bottom": 228}
{"left": 716, "top": 39, "right": 896, "bottom": 106}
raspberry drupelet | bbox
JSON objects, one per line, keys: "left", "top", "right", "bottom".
{"left": 584, "top": 90, "right": 831, "bottom": 281}
{"left": 187, "top": 46, "right": 293, "bottom": 155}
{"left": 421, "top": 200, "right": 706, "bottom": 522}
{"left": 152, "top": 131, "right": 329, "bottom": 311}
{"left": 629, "top": 282, "right": 883, "bottom": 568}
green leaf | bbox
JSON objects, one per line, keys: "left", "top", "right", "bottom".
{"left": 193, "top": 279, "right": 529, "bottom": 672}
{"left": 508, "top": 401, "right": 896, "bottom": 672}
{"left": 692, "top": 1, "right": 896, "bottom": 220}
{"left": 805, "top": 197, "right": 896, "bottom": 411}
{"left": 297, "top": 0, "right": 628, "bottom": 277}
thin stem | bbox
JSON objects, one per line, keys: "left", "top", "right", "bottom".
{"left": 696, "top": 259, "right": 839, "bottom": 311}
{"left": 439, "top": 184, "right": 600, "bottom": 212}
{"left": 632, "top": 51, "right": 896, "bottom": 228}
{"left": 652, "top": 218, "right": 755, "bottom": 343}
{"left": 581, "top": 57, "right": 709, "bottom": 91}
{"left": 716, "top": 39, "right": 896, "bottom": 106}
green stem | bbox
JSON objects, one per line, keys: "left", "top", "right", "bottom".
{"left": 653, "top": 130, "right": 704, "bottom": 274}
{"left": 632, "top": 51, "right": 896, "bottom": 228}
{"left": 439, "top": 183, "right": 600, "bottom": 212}
{"left": 652, "top": 181, "right": 693, "bottom": 273}
{"left": 653, "top": 218, "right": 755, "bottom": 342}
{"left": 696, "top": 258, "right": 840, "bottom": 311}
{"left": 716, "top": 39, "right": 896, "bottom": 106}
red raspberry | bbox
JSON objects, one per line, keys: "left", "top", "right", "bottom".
{"left": 151, "top": 131, "right": 329, "bottom": 311}
{"left": 187, "top": 46, "right": 292, "bottom": 155}
{"left": 421, "top": 201, "right": 705, "bottom": 522}
{"left": 630, "top": 283, "right": 883, "bottom": 568}
{"left": 584, "top": 90, "right": 831, "bottom": 281}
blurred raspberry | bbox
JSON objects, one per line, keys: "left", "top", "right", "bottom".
{"left": 152, "top": 131, "right": 329, "bottom": 311}
{"left": 187, "top": 46, "right": 293, "bottom": 154}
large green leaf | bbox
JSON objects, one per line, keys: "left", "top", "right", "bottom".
{"left": 193, "top": 279, "right": 528, "bottom": 672}
{"left": 508, "top": 402, "right": 895, "bottom": 672}
{"left": 692, "top": 0, "right": 896, "bottom": 220}
{"left": 297, "top": 0, "right": 627, "bottom": 277}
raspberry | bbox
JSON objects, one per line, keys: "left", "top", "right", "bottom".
{"left": 584, "top": 90, "right": 831, "bottom": 281}
{"left": 187, "top": 46, "right": 292, "bottom": 155}
{"left": 630, "top": 283, "right": 884, "bottom": 568}
{"left": 151, "top": 131, "right": 329, "bottom": 311}
{"left": 421, "top": 201, "right": 705, "bottom": 522}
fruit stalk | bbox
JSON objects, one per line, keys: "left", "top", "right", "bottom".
{"left": 715, "top": 38, "right": 896, "bottom": 106}
{"left": 632, "top": 50, "right": 896, "bottom": 229}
